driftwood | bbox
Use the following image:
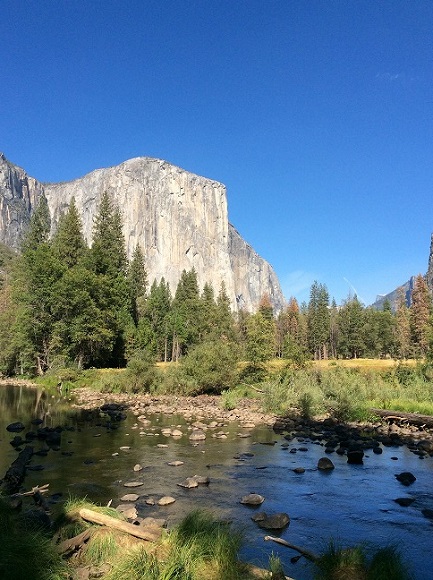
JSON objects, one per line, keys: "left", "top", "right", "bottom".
{"left": 1, "top": 446, "right": 33, "bottom": 495}
{"left": 264, "top": 535, "right": 318, "bottom": 562}
{"left": 78, "top": 508, "right": 162, "bottom": 542}
{"left": 370, "top": 408, "right": 433, "bottom": 428}
{"left": 56, "top": 528, "right": 93, "bottom": 555}
{"left": 10, "top": 483, "right": 50, "bottom": 511}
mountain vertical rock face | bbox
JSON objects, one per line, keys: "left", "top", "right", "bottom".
{"left": 0, "top": 153, "right": 285, "bottom": 312}
{"left": 0, "top": 153, "right": 44, "bottom": 249}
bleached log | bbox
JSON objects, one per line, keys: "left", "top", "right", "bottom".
{"left": 264, "top": 535, "right": 318, "bottom": 562}
{"left": 370, "top": 408, "right": 433, "bottom": 427}
{"left": 78, "top": 508, "right": 162, "bottom": 542}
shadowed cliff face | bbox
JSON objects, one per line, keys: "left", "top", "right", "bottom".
{"left": 0, "top": 154, "right": 285, "bottom": 312}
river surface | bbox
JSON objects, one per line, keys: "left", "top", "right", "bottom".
{"left": 1, "top": 384, "right": 432, "bottom": 580}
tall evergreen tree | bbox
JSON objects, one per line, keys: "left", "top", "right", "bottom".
{"left": 138, "top": 278, "right": 172, "bottom": 361}
{"left": 51, "top": 198, "right": 86, "bottom": 268}
{"left": 215, "top": 281, "right": 236, "bottom": 341}
{"left": 128, "top": 244, "right": 147, "bottom": 325}
{"left": 337, "top": 295, "right": 365, "bottom": 359}
{"left": 307, "top": 281, "right": 330, "bottom": 359}
{"left": 87, "top": 191, "right": 130, "bottom": 366}
{"left": 410, "top": 274, "right": 432, "bottom": 357}
{"left": 21, "top": 196, "right": 51, "bottom": 253}
{"left": 170, "top": 269, "right": 201, "bottom": 359}
{"left": 245, "top": 311, "right": 275, "bottom": 367}
{"left": 88, "top": 191, "right": 127, "bottom": 276}
{"left": 394, "top": 288, "right": 412, "bottom": 359}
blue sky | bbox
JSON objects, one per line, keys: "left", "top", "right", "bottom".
{"left": 2, "top": 0, "right": 432, "bottom": 306}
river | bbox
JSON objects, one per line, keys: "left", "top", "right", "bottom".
{"left": 1, "top": 384, "right": 432, "bottom": 579}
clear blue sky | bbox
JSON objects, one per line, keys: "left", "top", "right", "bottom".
{"left": 2, "top": 0, "right": 432, "bottom": 306}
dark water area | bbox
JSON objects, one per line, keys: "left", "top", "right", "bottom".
{"left": 1, "top": 384, "right": 432, "bottom": 580}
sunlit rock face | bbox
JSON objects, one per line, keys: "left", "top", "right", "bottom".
{"left": 0, "top": 153, "right": 44, "bottom": 249}
{"left": 0, "top": 154, "right": 285, "bottom": 312}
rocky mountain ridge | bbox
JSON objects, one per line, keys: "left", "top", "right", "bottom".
{"left": 0, "top": 153, "right": 285, "bottom": 312}
{"left": 372, "top": 234, "right": 433, "bottom": 310}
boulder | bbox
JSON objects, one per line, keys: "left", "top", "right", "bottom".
{"left": 157, "top": 496, "right": 176, "bottom": 506}
{"left": 120, "top": 494, "right": 140, "bottom": 502}
{"left": 177, "top": 478, "right": 199, "bottom": 489}
{"left": 189, "top": 429, "right": 206, "bottom": 441}
{"left": 318, "top": 457, "right": 335, "bottom": 471}
{"left": 347, "top": 450, "right": 364, "bottom": 464}
{"left": 257, "top": 513, "right": 290, "bottom": 530}
{"left": 395, "top": 472, "right": 416, "bottom": 486}
{"left": 6, "top": 422, "right": 25, "bottom": 433}
{"left": 240, "top": 494, "right": 265, "bottom": 506}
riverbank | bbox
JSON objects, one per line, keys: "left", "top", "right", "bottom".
{"left": 71, "top": 387, "right": 278, "bottom": 427}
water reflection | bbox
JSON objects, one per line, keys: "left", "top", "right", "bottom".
{"left": 1, "top": 384, "right": 432, "bottom": 580}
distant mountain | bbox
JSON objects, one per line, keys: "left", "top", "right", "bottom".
{"left": 0, "top": 153, "right": 285, "bottom": 313}
{"left": 372, "top": 234, "right": 433, "bottom": 310}
{"left": 372, "top": 277, "right": 415, "bottom": 310}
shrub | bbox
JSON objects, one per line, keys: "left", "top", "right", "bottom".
{"left": 179, "top": 340, "right": 240, "bottom": 394}
{"left": 125, "top": 351, "right": 161, "bottom": 393}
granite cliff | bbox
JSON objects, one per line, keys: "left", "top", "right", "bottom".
{"left": 0, "top": 153, "right": 285, "bottom": 312}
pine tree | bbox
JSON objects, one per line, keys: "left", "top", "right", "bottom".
{"left": 128, "top": 244, "right": 147, "bottom": 325}
{"left": 394, "top": 288, "right": 411, "bottom": 359}
{"left": 170, "top": 269, "right": 201, "bottom": 359}
{"left": 138, "top": 278, "right": 172, "bottom": 361}
{"left": 86, "top": 191, "right": 130, "bottom": 366}
{"left": 410, "top": 274, "right": 432, "bottom": 357}
{"left": 215, "top": 281, "right": 236, "bottom": 341}
{"left": 307, "top": 281, "right": 330, "bottom": 359}
{"left": 21, "top": 196, "right": 51, "bottom": 252}
{"left": 51, "top": 267, "right": 118, "bottom": 368}
{"left": 88, "top": 191, "right": 127, "bottom": 276}
{"left": 12, "top": 196, "right": 66, "bottom": 374}
{"left": 337, "top": 295, "right": 365, "bottom": 359}
{"left": 245, "top": 311, "right": 275, "bottom": 367}
{"left": 51, "top": 198, "right": 86, "bottom": 268}
{"left": 376, "top": 300, "right": 396, "bottom": 357}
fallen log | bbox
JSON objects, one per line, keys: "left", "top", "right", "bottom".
{"left": 56, "top": 528, "right": 93, "bottom": 555}
{"left": 10, "top": 483, "right": 50, "bottom": 511}
{"left": 370, "top": 408, "right": 433, "bottom": 428}
{"left": 78, "top": 508, "right": 162, "bottom": 542}
{"left": 264, "top": 535, "right": 318, "bottom": 562}
{"left": 1, "top": 446, "right": 33, "bottom": 495}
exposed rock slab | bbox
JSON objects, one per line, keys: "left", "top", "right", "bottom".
{"left": 0, "top": 153, "right": 284, "bottom": 312}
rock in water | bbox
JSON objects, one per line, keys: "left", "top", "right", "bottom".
{"left": 318, "top": 457, "right": 335, "bottom": 471}
{"left": 395, "top": 472, "right": 416, "bottom": 486}
{"left": 240, "top": 494, "right": 265, "bottom": 506}
{"left": 0, "top": 153, "right": 284, "bottom": 312}
{"left": 257, "top": 513, "right": 290, "bottom": 530}
{"left": 157, "top": 496, "right": 176, "bottom": 506}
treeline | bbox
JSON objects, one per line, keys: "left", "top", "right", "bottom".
{"left": 0, "top": 195, "right": 432, "bottom": 377}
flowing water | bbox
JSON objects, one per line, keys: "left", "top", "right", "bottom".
{"left": 1, "top": 384, "right": 432, "bottom": 580}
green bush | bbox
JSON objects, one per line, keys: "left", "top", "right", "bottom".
{"left": 179, "top": 340, "right": 240, "bottom": 394}
{"left": 125, "top": 351, "right": 161, "bottom": 393}
{"left": 220, "top": 389, "right": 241, "bottom": 410}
